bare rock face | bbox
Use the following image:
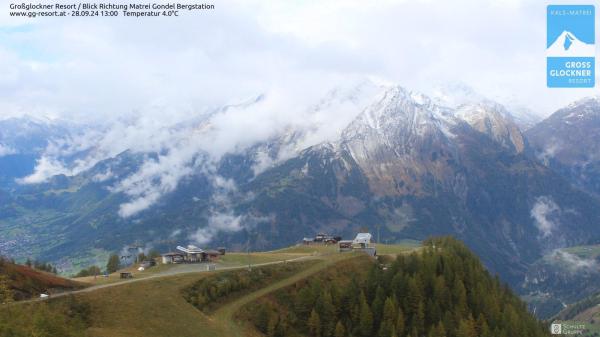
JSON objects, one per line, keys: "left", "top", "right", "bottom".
{"left": 340, "top": 86, "right": 459, "bottom": 197}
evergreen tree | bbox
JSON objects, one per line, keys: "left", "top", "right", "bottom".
{"left": 245, "top": 237, "right": 550, "bottom": 337}
{"left": 315, "top": 289, "right": 336, "bottom": 337}
{"left": 396, "top": 307, "right": 405, "bottom": 337}
{"left": 410, "top": 300, "right": 425, "bottom": 335}
{"left": 296, "top": 287, "right": 315, "bottom": 321}
{"left": 358, "top": 292, "right": 373, "bottom": 337}
{"left": 372, "top": 286, "right": 386, "bottom": 327}
{"left": 435, "top": 321, "right": 447, "bottom": 337}
{"left": 456, "top": 317, "right": 477, "bottom": 337}
{"left": 379, "top": 296, "right": 397, "bottom": 337}
{"left": 308, "top": 309, "right": 321, "bottom": 337}
{"left": 334, "top": 320, "right": 345, "bottom": 337}
{"left": 106, "top": 253, "right": 121, "bottom": 274}
{"left": 452, "top": 278, "right": 468, "bottom": 317}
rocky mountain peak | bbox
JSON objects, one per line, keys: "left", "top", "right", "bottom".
{"left": 455, "top": 102, "right": 526, "bottom": 153}
{"left": 341, "top": 86, "right": 456, "bottom": 142}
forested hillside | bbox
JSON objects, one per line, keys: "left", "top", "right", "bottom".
{"left": 241, "top": 237, "right": 549, "bottom": 337}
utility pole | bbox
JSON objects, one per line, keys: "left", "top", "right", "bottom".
{"left": 376, "top": 224, "right": 381, "bottom": 244}
{"left": 247, "top": 230, "right": 251, "bottom": 271}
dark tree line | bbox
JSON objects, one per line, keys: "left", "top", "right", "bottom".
{"left": 25, "top": 258, "right": 57, "bottom": 274}
{"left": 246, "top": 237, "right": 549, "bottom": 337}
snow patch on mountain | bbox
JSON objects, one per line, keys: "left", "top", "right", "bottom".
{"left": 455, "top": 103, "right": 526, "bottom": 153}
{"left": 343, "top": 85, "right": 457, "bottom": 141}
{"left": 430, "top": 82, "right": 542, "bottom": 130}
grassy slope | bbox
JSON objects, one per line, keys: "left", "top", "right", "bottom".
{"left": 0, "top": 260, "right": 85, "bottom": 300}
{"left": 73, "top": 252, "right": 301, "bottom": 286}
{"left": 562, "top": 244, "right": 600, "bottom": 259}
{"left": 554, "top": 293, "right": 600, "bottom": 337}
{"left": 45, "top": 243, "right": 416, "bottom": 337}
{"left": 81, "top": 272, "right": 222, "bottom": 337}
{"left": 74, "top": 255, "right": 356, "bottom": 337}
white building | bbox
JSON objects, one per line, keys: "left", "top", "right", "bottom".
{"left": 176, "top": 245, "right": 204, "bottom": 263}
{"left": 353, "top": 233, "right": 372, "bottom": 247}
{"left": 352, "top": 233, "right": 376, "bottom": 256}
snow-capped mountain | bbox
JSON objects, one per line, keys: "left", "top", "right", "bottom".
{"left": 244, "top": 86, "right": 600, "bottom": 286}
{"left": 340, "top": 86, "right": 459, "bottom": 196}
{"left": 455, "top": 103, "right": 526, "bottom": 153}
{"left": 3, "top": 85, "right": 600, "bottom": 320}
{"left": 526, "top": 96, "right": 600, "bottom": 196}
{"left": 547, "top": 30, "right": 595, "bottom": 57}
{"left": 430, "top": 82, "right": 542, "bottom": 131}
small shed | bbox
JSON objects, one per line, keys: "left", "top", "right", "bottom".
{"left": 202, "top": 250, "right": 221, "bottom": 262}
{"left": 338, "top": 240, "right": 353, "bottom": 252}
{"left": 140, "top": 260, "right": 156, "bottom": 268}
{"left": 120, "top": 272, "right": 133, "bottom": 279}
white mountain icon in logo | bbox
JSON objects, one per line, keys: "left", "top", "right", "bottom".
{"left": 547, "top": 30, "right": 595, "bottom": 57}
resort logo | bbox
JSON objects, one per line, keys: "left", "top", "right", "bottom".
{"left": 547, "top": 5, "right": 595, "bottom": 87}
{"left": 551, "top": 321, "right": 586, "bottom": 335}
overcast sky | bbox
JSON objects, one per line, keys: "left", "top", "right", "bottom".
{"left": 0, "top": 0, "right": 598, "bottom": 123}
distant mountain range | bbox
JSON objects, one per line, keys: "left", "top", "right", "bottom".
{"left": 527, "top": 97, "right": 600, "bottom": 198}
{"left": 1, "top": 83, "right": 600, "bottom": 317}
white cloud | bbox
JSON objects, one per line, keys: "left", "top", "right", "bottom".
{"left": 114, "top": 150, "right": 197, "bottom": 217}
{"left": 191, "top": 212, "right": 244, "bottom": 245}
{"left": 537, "top": 138, "right": 562, "bottom": 165}
{"left": 92, "top": 169, "right": 113, "bottom": 182}
{"left": 0, "top": 0, "right": 593, "bottom": 124}
{"left": 4, "top": 0, "right": 599, "bottom": 235}
{"left": 190, "top": 174, "right": 247, "bottom": 244}
{"left": 170, "top": 229, "right": 182, "bottom": 238}
{"left": 547, "top": 249, "right": 598, "bottom": 273}
{"left": 531, "top": 196, "right": 561, "bottom": 238}
{"left": 17, "top": 155, "right": 69, "bottom": 184}
{"left": 19, "top": 80, "right": 377, "bottom": 215}
{"left": 0, "top": 144, "right": 16, "bottom": 157}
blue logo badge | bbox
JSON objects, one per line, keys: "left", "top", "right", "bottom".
{"left": 547, "top": 5, "right": 595, "bottom": 88}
